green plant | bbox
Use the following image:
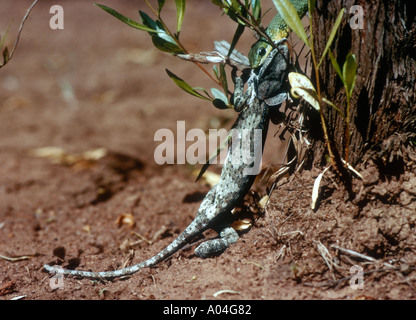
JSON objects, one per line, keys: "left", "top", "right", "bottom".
{"left": 270, "top": 0, "right": 359, "bottom": 207}
{"left": 95, "top": 0, "right": 359, "bottom": 208}
{"left": 95, "top": 1, "right": 296, "bottom": 111}
{"left": 275, "top": 0, "right": 358, "bottom": 179}
{"left": 0, "top": 0, "right": 39, "bottom": 70}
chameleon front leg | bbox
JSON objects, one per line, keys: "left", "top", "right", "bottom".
{"left": 231, "top": 68, "right": 253, "bottom": 112}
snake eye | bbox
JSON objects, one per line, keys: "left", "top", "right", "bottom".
{"left": 258, "top": 47, "right": 266, "bottom": 57}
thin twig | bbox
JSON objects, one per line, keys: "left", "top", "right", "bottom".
{"left": 331, "top": 245, "right": 375, "bottom": 262}
{"left": 304, "top": 266, "right": 410, "bottom": 289}
{"left": 132, "top": 231, "right": 152, "bottom": 245}
{"left": 7, "top": 0, "right": 39, "bottom": 60}
{"left": 0, "top": 254, "right": 33, "bottom": 262}
{"left": 144, "top": 0, "right": 221, "bottom": 87}
{"left": 234, "top": 0, "right": 269, "bottom": 39}
{"left": 314, "top": 240, "right": 337, "bottom": 280}
{"left": 232, "top": 0, "right": 289, "bottom": 60}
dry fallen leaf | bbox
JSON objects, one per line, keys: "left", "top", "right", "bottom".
{"left": 192, "top": 169, "right": 221, "bottom": 188}
{"left": 115, "top": 213, "right": 136, "bottom": 228}
{"left": 29, "top": 147, "right": 107, "bottom": 168}
{"left": 311, "top": 166, "right": 331, "bottom": 210}
{"left": 231, "top": 218, "right": 252, "bottom": 232}
{"left": 0, "top": 254, "right": 32, "bottom": 262}
{"left": 0, "top": 281, "right": 16, "bottom": 296}
{"left": 354, "top": 295, "right": 376, "bottom": 300}
{"left": 212, "top": 289, "right": 240, "bottom": 298}
{"left": 257, "top": 195, "right": 269, "bottom": 210}
{"left": 289, "top": 72, "right": 320, "bottom": 111}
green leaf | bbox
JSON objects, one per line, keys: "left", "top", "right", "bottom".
{"left": 152, "top": 31, "right": 184, "bottom": 53}
{"left": 211, "top": 88, "right": 228, "bottom": 103}
{"left": 213, "top": 65, "right": 220, "bottom": 79}
{"left": 0, "top": 26, "right": 10, "bottom": 50}
{"left": 213, "top": 63, "right": 228, "bottom": 98}
{"left": 95, "top": 4, "right": 157, "bottom": 33}
{"left": 218, "top": 63, "right": 228, "bottom": 99}
{"left": 318, "top": 9, "right": 345, "bottom": 68}
{"left": 1, "top": 46, "right": 10, "bottom": 67}
{"left": 216, "top": 0, "right": 248, "bottom": 25}
{"left": 251, "top": 0, "right": 261, "bottom": 20}
{"left": 272, "top": 0, "right": 309, "bottom": 47}
{"left": 227, "top": 23, "right": 245, "bottom": 58}
{"left": 139, "top": 10, "right": 158, "bottom": 30}
{"left": 158, "top": 0, "right": 166, "bottom": 13}
{"left": 139, "top": 11, "right": 184, "bottom": 54}
{"left": 328, "top": 50, "right": 343, "bottom": 82}
{"left": 212, "top": 99, "right": 230, "bottom": 109}
{"left": 211, "top": 88, "right": 230, "bottom": 109}
{"left": 175, "top": 0, "right": 186, "bottom": 33}
{"left": 229, "top": 0, "right": 243, "bottom": 14}
{"left": 343, "top": 53, "right": 357, "bottom": 98}
{"left": 322, "top": 98, "right": 345, "bottom": 120}
{"left": 211, "top": 0, "right": 226, "bottom": 9}
{"left": 193, "top": 86, "right": 213, "bottom": 99}
{"left": 166, "top": 69, "right": 210, "bottom": 100}
{"left": 227, "top": 24, "right": 245, "bottom": 57}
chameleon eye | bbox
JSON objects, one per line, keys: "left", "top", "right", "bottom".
{"left": 259, "top": 47, "right": 266, "bottom": 57}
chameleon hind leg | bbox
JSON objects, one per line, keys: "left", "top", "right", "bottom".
{"left": 194, "top": 224, "right": 239, "bottom": 258}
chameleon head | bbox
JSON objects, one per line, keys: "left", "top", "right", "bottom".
{"left": 249, "top": 36, "right": 291, "bottom": 71}
{"left": 248, "top": 27, "right": 290, "bottom": 68}
{"left": 249, "top": 0, "right": 309, "bottom": 68}
{"left": 248, "top": 40, "right": 273, "bottom": 68}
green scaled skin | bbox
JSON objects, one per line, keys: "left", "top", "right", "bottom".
{"left": 249, "top": 0, "right": 309, "bottom": 68}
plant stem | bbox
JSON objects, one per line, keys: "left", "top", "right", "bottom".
{"left": 308, "top": 7, "right": 342, "bottom": 172}
{"left": 144, "top": 0, "right": 158, "bottom": 17}
{"left": 5, "top": 0, "right": 39, "bottom": 61}
{"left": 344, "top": 96, "right": 351, "bottom": 163}
{"left": 233, "top": 0, "right": 286, "bottom": 55}
{"left": 144, "top": 0, "right": 221, "bottom": 88}
{"left": 310, "top": 38, "right": 336, "bottom": 167}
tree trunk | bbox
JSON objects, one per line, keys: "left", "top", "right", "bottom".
{"left": 308, "top": 0, "right": 416, "bottom": 173}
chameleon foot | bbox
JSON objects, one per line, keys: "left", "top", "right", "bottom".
{"left": 194, "top": 225, "right": 239, "bottom": 258}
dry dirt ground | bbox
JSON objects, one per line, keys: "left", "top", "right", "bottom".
{"left": 0, "top": 1, "right": 415, "bottom": 301}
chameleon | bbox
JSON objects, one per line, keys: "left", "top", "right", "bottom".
{"left": 43, "top": 0, "right": 308, "bottom": 280}
{"left": 249, "top": 0, "right": 309, "bottom": 68}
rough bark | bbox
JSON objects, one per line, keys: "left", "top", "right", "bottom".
{"left": 308, "top": 0, "right": 416, "bottom": 172}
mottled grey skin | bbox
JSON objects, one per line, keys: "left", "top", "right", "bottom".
{"left": 43, "top": 42, "right": 289, "bottom": 280}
